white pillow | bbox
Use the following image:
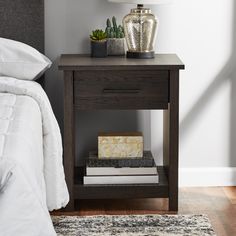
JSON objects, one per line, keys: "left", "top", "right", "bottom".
{"left": 0, "top": 38, "right": 52, "bottom": 81}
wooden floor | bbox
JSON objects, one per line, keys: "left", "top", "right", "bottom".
{"left": 53, "top": 187, "right": 236, "bottom": 236}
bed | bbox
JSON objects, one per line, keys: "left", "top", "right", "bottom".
{"left": 0, "top": 1, "right": 69, "bottom": 235}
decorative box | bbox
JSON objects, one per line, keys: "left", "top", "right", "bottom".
{"left": 98, "top": 132, "right": 143, "bottom": 159}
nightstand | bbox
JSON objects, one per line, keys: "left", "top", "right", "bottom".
{"left": 59, "top": 54, "right": 185, "bottom": 211}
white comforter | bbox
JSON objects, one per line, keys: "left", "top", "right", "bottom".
{"left": 0, "top": 77, "right": 69, "bottom": 236}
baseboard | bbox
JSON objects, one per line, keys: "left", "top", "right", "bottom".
{"left": 179, "top": 167, "right": 236, "bottom": 187}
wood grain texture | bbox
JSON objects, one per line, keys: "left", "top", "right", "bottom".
{"left": 223, "top": 187, "right": 236, "bottom": 204}
{"left": 165, "top": 70, "right": 179, "bottom": 211}
{"left": 59, "top": 54, "right": 185, "bottom": 71}
{"left": 74, "top": 97, "right": 168, "bottom": 110}
{"left": 74, "top": 70, "right": 169, "bottom": 110}
{"left": 63, "top": 71, "right": 75, "bottom": 211}
{"left": 52, "top": 187, "right": 236, "bottom": 236}
{"left": 60, "top": 54, "right": 184, "bottom": 211}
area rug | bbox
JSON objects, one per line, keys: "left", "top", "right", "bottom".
{"left": 52, "top": 214, "right": 216, "bottom": 236}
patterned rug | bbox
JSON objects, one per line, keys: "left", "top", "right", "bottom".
{"left": 52, "top": 214, "right": 216, "bottom": 236}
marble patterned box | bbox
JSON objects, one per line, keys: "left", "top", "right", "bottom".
{"left": 98, "top": 132, "right": 143, "bottom": 159}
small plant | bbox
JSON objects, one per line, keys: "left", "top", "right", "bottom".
{"left": 90, "top": 29, "right": 108, "bottom": 57}
{"left": 105, "top": 16, "right": 125, "bottom": 38}
{"left": 90, "top": 29, "right": 107, "bottom": 41}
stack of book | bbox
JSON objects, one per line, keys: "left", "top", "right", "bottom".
{"left": 83, "top": 151, "right": 159, "bottom": 185}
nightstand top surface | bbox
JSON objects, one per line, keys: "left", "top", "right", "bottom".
{"left": 59, "top": 54, "right": 185, "bottom": 71}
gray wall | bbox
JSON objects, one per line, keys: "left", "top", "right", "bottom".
{"left": 45, "top": 0, "right": 236, "bottom": 169}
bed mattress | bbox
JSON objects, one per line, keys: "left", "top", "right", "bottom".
{"left": 0, "top": 93, "right": 56, "bottom": 235}
{"left": 0, "top": 93, "right": 45, "bottom": 197}
{"left": 0, "top": 77, "right": 69, "bottom": 236}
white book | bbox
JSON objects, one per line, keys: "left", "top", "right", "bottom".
{"left": 83, "top": 175, "right": 159, "bottom": 185}
{"left": 86, "top": 167, "right": 158, "bottom": 176}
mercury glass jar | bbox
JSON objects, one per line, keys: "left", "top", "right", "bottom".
{"left": 123, "top": 5, "right": 157, "bottom": 58}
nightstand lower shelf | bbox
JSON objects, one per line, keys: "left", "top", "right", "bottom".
{"left": 73, "top": 166, "right": 168, "bottom": 199}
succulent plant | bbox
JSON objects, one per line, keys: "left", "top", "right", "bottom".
{"left": 105, "top": 16, "right": 125, "bottom": 39}
{"left": 90, "top": 29, "right": 107, "bottom": 41}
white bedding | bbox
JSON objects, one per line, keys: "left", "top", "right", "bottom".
{"left": 0, "top": 77, "right": 69, "bottom": 236}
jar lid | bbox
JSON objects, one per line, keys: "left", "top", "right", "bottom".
{"left": 131, "top": 7, "right": 151, "bottom": 14}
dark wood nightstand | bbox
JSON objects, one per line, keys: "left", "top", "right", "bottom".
{"left": 59, "top": 54, "right": 185, "bottom": 211}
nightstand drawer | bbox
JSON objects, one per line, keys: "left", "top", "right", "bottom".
{"left": 74, "top": 71, "right": 169, "bottom": 109}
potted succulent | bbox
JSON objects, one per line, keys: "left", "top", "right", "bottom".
{"left": 105, "top": 16, "right": 125, "bottom": 56}
{"left": 90, "top": 29, "right": 108, "bottom": 58}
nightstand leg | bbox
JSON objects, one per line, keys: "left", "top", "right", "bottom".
{"left": 64, "top": 71, "right": 75, "bottom": 211}
{"left": 163, "top": 70, "right": 179, "bottom": 212}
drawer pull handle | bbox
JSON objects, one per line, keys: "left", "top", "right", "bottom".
{"left": 103, "top": 89, "right": 141, "bottom": 94}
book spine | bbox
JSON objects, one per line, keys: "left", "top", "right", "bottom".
{"left": 86, "top": 167, "right": 158, "bottom": 176}
{"left": 83, "top": 175, "right": 159, "bottom": 185}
